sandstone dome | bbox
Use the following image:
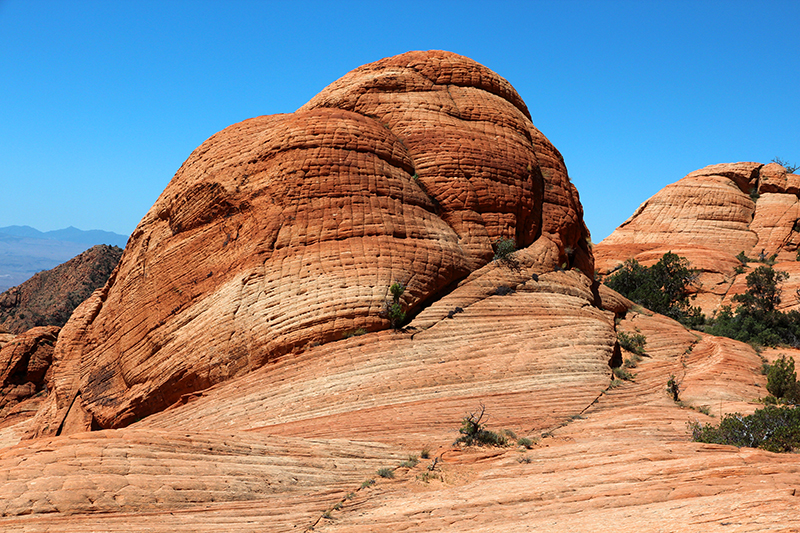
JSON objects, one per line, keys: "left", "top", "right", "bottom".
{"left": 29, "top": 51, "right": 595, "bottom": 435}
{"left": 594, "top": 161, "right": 800, "bottom": 316}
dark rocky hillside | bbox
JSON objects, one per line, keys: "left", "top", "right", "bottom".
{"left": 0, "top": 245, "right": 123, "bottom": 334}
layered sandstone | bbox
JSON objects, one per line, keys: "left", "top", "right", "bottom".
{"left": 0, "top": 326, "right": 59, "bottom": 420}
{"left": 28, "top": 51, "right": 593, "bottom": 436}
{"left": 595, "top": 162, "right": 800, "bottom": 315}
{"left": 2, "top": 308, "right": 797, "bottom": 532}
{"left": 0, "top": 52, "right": 797, "bottom": 533}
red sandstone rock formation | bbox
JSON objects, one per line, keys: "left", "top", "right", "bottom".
{"left": 0, "top": 326, "right": 59, "bottom": 420}
{"left": 595, "top": 161, "right": 800, "bottom": 316}
{"left": 28, "top": 51, "right": 593, "bottom": 436}
{"left": 0, "top": 53, "right": 797, "bottom": 533}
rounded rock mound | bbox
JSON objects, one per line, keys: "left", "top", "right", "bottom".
{"left": 595, "top": 161, "right": 800, "bottom": 315}
{"left": 30, "top": 50, "right": 592, "bottom": 435}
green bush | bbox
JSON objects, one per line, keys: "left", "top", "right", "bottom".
{"left": 667, "top": 374, "right": 680, "bottom": 401}
{"left": 604, "top": 252, "right": 704, "bottom": 327}
{"left": 613, "top": 367, "right": 635, "bottom": 381}
{"left": 690, "top": 405, "right": 800, "bottom": 452}
{"left": 767, "top": 355, "right": 800, "bottom": 403}
{"left": 377, "top": 467, "right": 395, "bottom": 479}
{"left": 617, "top": 330, "right": 647, "bottom": 355}
{"left": 493, "top": 237, "right": 516, "bottom": 262}
{"left": 517, "top": 437, "right": 535, "bottom": 449}
{"left": 383, "top": 282, "right": 407, "bottom": 329}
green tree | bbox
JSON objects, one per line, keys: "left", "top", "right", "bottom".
{"left": 733, "top": 266, "right": 789, "bottom": 314}
{"left": 604, "top": 252, "right": 703, "bottom": 327}
{"left": 706, "top": 265, "right": 800, "bottom": 348}
{"left": 767, "top": 355, "right": 799, "bottom": 403}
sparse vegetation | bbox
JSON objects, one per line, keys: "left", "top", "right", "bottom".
{"left": 377, "top": 467, "right": 394, "bottom": 479}
{"left": 493, "top": 285, "right": 515, "bottom": 296}
{"left": 493, "top": 237, "right": 516, "bottom": 261}
{"left": 383, "top": 281, "right": 407, "bottom": 329}
{"left": 420, "top": 447, "right": 431, "bottom": 459}
{"left": 690, "top": 405, "right": 800, "bottom": 452}
{"left": 608, "top": 378, "right": 624, "bottom": 389}
{"left": 772, "top": 157, "right": 799, "bottom": 174}
{"left": 517, "top": 455, "right": 533, "bottom": 464}
{"left": 454, "top": 403, "right": 507, "bottom": 446}
{"left": 399, "top": 455, "right": 419, "bottom": 469}
{"left": 613, "top": 367, "right": 635, "bottom": 381}
{"left": 617, "top": 330, "right": 647, "bottom": 355}
{"left": 517, "top": 437, "right": 535, "bottom": 449}
{"left": 667, "top": 374, "right": 681, "bottom": 402}
{"left": 342, "top": 328, "right": 367, "bottom": 339}
{"left": 447, "top": 306, "right": 464, "bottom": 319}
{"left": 360, "top": 479, "right": 375, "bottom": 489}
{"left": 604, "top": 252, "right": 704, "bottom": 327}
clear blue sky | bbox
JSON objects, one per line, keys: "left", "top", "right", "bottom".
{"left": 1, "top": 0, "right": 798, "bottom": 242}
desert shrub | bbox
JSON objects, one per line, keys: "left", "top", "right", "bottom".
{"left": 454, "top": 403, "right": 507, "bottom": 447}
{"left": 493, "top": 237, "right": 516, "bottom": 262}
{"left": 420, "top": 447, "right": 430, "bottom": 459}
{"left": 766, "top": 355, "right": 800, "bottom": 403}
{"left": 617, "top": 330, "right": 647, "bottom": 355}
{"left": 383, "top": 281, "right": 407, "bottom": 329}
{"left": 399, "top": 455, "right": 419, "bottom": 468}
{"left": 690, "top": 405, "right": 800, "bottom": 452}
{"left": 494, "top": 285, "right": 515, "bottom": 296}
{"left": 613, "top": 367, "right": 635, "bottom": 381}
{"left": 736, "top": 251, "right": 750, "bottom": 266}
{"left": 604, "top": 252, "right": 704, "bottom": 327}
{"left": 773, "top": 157, "right": 799, "bottom": 174}
{"left": 517, "top": 437, "right": 535, "bottom": 449}
{"left": 377, "top": 467, "right": 395, "bottom": 479}
{"left": 667, "top": 374, "right": 680, "bottom": 401}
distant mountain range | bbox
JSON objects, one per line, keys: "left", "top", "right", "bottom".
{"left": 0, "top": 226, "right": 128, "bottom": 292}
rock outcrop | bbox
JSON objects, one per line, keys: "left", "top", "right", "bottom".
{"left": 595, "top": 162, "right": 800, "bottom": 315}
{"left": 0, "top": 244, "right": 123, "bottom": 334}
{"left": 29, "top": 50, "right": 594, "bottom": 436}
{"left": 0, "top": 326, "right": 59, "bottom": 419}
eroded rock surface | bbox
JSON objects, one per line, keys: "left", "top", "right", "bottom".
{"left": 595, "top": 162, "right": 800, "bottom": 315}
{"left": 29, "top": 51, "right": 593, "bottom": 435}
{"left": 0, "top": 326, "right": 59, "bottom": 419}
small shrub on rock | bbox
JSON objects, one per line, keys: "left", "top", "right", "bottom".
{"left": 377, "top": 467, "right": 395, "bottom": 479}
{"left": 454, "top": 403, "right": 507, "bottom": 446}
{"left": 617, "top": 330, "right": 647, "bottom": 355}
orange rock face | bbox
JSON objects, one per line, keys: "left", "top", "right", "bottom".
{"left": 28, "top": 51, "right": 592, "bottom": 436}
{"left": 0, "top": 326, "right": 59, "bottom": 420}
{"left": 595, "top": 161, "right": 800, "bottom": 316}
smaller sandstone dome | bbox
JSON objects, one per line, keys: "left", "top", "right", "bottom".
{"left": 595, "top": 161, "right": 800, "bottom": 316}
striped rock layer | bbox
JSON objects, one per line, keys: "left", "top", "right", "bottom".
{"left": 27, "top": 50, "right": 594, "bottom": 436}
{"left": 595, "top": 162, "right": 800, "bottom": 315}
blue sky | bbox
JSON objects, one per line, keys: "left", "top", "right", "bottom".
{"left": 1, "top": 0, "right": 798, "bottom": 242}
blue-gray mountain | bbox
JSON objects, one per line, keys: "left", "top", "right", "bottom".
{"left": 0, "top": 226, "right": 128, "bottom": 292}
